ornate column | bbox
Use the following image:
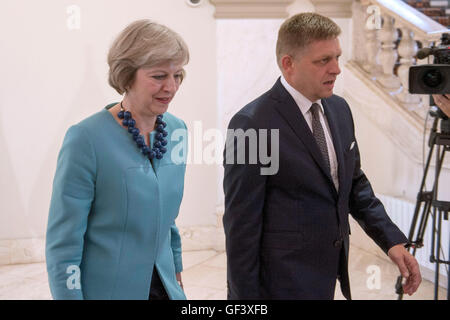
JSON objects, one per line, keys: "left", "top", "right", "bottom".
{"left": 351, "top": 0, "right": 381, "bottom": 77}
{"left": 396, "top": 26, "right": 422, "bottom": 109}
{"left": 363, "top": 26, "right": 382, "bottom": 78}
{"left": 377, "top": 15, "right": 401, "bottom": 92}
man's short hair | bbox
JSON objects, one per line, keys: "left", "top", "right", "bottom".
{"left": 276, "top": 12, "right": 341, "bottom": 69}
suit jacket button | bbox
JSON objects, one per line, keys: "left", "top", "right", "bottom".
{"left": 334, "top": 240, "right": 342, "bottom": 248}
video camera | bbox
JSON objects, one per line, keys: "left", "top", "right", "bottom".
{"left": 409, "top": 33, "right": 450, "bottom": 95}
{"left": 409, "top": 33, "right": 450, "bottom": 120}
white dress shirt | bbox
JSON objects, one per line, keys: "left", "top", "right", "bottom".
{"left": 280, "top": 76, "right": 339, "bottom": 191}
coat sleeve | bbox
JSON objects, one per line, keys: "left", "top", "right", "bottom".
{"left": 347, "top": 110, "right": 408, "bottom": 254}
{"left": 170, "top": 119, "right": 188, "bottom": 274}
{"left": 45, "top": 124, "right": 96, "bottom": 300}
{"left": 223, "top": 112, "right": 267, "bottom": 299}
{"left": 170, "top": 224, "right": 183, "bottom": 273}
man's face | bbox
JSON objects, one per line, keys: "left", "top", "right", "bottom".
{"left": 283, "top": 37, "right": 342, "bottom": 102}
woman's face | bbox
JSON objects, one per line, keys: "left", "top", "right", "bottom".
{"left": 127, "top": 61, "right": 184, "bottom": 116}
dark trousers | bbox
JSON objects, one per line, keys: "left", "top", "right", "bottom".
{"left": 148, "top": 267, "right": 170, "bottom": 300}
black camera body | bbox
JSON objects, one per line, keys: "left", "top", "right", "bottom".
{"left": 409, "top": 64, "right": 450, "bottom": 94}
{"left": 409, "top": 33, "right": 450, "bottom": 94}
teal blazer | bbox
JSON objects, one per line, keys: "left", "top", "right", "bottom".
{"left": 46, "top": 105, "right": 188, "bottom": 300}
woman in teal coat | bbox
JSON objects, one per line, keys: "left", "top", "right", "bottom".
{"left": 46, "top": 20, "right": 189, "bottom": 300}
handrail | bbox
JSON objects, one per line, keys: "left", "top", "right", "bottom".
{"left": 363, "top": 0, "right": 449, "bottom": 41}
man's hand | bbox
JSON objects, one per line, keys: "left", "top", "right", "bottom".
{"left": 432, "top": 94, "right": 450, "bottom": 118}
{"left": 388, "top": 244, "right": 422, "bottom": 296}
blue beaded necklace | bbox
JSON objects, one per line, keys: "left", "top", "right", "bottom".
{"left": 118, "top": 102, "right": 168, "bottom": 160}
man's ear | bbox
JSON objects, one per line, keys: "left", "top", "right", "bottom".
{"left": 280, "top": 55, "right": 293, "bottom": 74}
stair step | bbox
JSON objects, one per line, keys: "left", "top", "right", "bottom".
{"left": 404, "top": 0, "right": 431, "bottom": 8}
{"left": 430, "top": 0, "right": 450, "bottom": 7}
{"left": 404, "top": 0, "right": 450, "bottom": 8}
{"left": 403, "top": 0, "right": 450, "bottom": 26}
{"left": 417, "top": 7, "right": 446, "bottom": 15}
{"left": 428, "top": 15, "right": 450, "bottom": 24}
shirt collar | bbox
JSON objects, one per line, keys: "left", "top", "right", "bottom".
{"left": 280, "top": 75, "right": 324, "bottom": 115}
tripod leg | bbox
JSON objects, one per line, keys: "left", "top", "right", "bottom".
{"left": 407, "top": 140, "right": 436, "bottom": 247}
{"left": 434, "top": 208, "right": 442, "bottom": 300}
{"left": 395, "top": 276, "right": 404, "bottom": 300}
{"left": 431, "top": 145, "right": 448, "bottom": 300}
{"left": 396, "top": 135, "right": 436, "bottom": 300}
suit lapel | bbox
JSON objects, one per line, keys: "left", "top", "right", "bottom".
{"left": 270, "top": 78, "right": 337, "bottom": 196}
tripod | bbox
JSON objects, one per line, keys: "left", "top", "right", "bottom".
{"left": 395, "top": 115, "right": 450, "bottom": 300}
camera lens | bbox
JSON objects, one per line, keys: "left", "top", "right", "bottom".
{"left": 422, "top": 69, "right": 442, "bottom": 88}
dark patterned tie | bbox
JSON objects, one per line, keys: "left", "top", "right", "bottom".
{"left": 310, "top": 103, "right": 331, "bottom": 173}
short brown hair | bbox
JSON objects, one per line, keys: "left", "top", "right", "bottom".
{"left": 276, "top": 12, "right": 341, "bottom": 69}
{"left": 108, "top": 19, "right": 189, "bottom": 95}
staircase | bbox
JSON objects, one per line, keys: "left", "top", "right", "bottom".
{"left": 352, "top": 0, "right": 448, "bottom": 119}
{"left": 403, "top": 0, "right": 450, "bottom": 27}
{"left": 349, "top": 1, "right": 450, "bottom": 290}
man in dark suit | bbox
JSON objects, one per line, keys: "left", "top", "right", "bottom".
{"left": 223, "top": 12, "right": 422, "bottom": 300}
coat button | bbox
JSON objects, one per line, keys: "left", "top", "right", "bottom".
{"left": 333, "top": 239, "right": 342, "bottom": 248}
